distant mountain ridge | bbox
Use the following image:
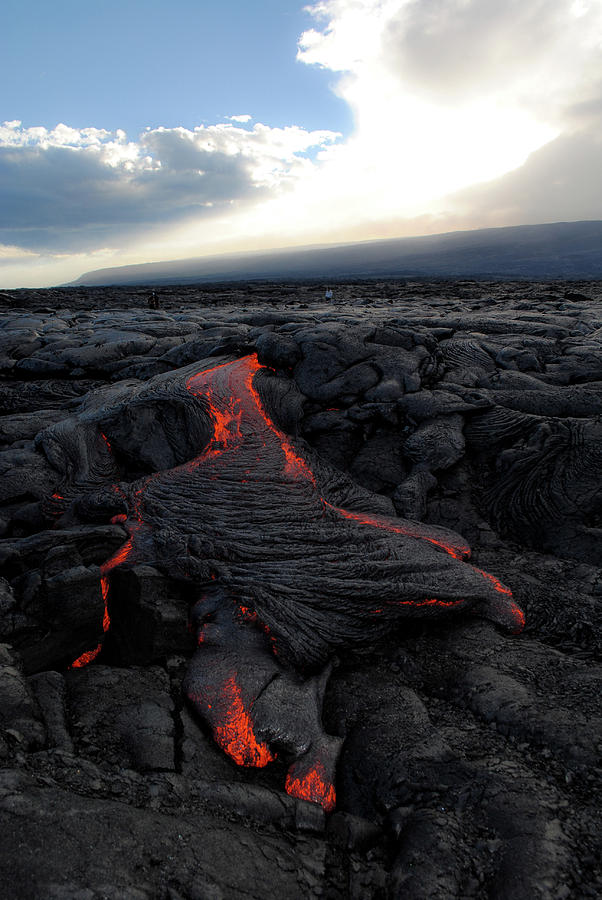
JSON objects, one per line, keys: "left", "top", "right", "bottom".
{"left": 73, "top": 221, "right": 602, "bottom": 285}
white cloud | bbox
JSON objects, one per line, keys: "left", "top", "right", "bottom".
{"left": 0, "top": 243, "right": 35, "bottom": 259}
{"left": 227, "top": 114, "right": 253, "bottom": 123}
{"left": 382, "top": 1, "right": 602, "bottom": 115}
{"left": 299, "top": 0, "right": 602, "bottom": 120}
{"left": 0, "top": 120, "right": 340, "bottom": 254}
{"left": 277, "top": 0, "right": 602, "bottom": 235}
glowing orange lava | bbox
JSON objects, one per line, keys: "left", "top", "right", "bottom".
{"left": 100, "top": 431, "right": 112, "bottom": 452}
{"left": 399, "top": 597, "right": 464, "bottom": 609}
{"left": 70, "top": 644, "right": 102, "bottom": 668}
{"left": 69, "top": 537, "right": 135, "bottom": 668}
{"left": 186, "top": 360, "right": 245, "bottom": 461}
{"left": 473, "top": 566, "right": 513, "bottom": 595}
{"left": 324, "top": 502, "right": 471, "bottom": 560}
{"left": 509, "top": 601, "right": 526, "bottom": 633}
{"left": 212, "top": 675, "right": 275, "bottom": 767}
{"left": 323, "top": 502, "right": 519, "bottom": 604}
{"left": 238, "top": 605, "right": 258, "bottom": 624}
{"left": 185, "top": 356, "right": 317, "bottom": 487}
{"left": 243, "top": 356, "right": 316, "bottom": 484}
{"left": 285, "top": 760, "right": 336, "bottom": 812}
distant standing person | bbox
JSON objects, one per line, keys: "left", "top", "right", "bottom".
{"left": 148, "top": 290, "right": 160, "bottom": 309}
{"left": 325, "top": 288, "right": 333, "bottom": 301}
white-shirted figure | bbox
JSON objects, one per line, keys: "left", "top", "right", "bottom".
{"left": 325, "top": 288, "right": 333, "bottom": 300}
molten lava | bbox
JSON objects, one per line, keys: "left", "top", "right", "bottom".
{"left": 285, "top": 761, "right": 337, "bottom": 813}
{"left": 70, "top": 536, "right": 135, "bottom": 668}
{"left": 70, "top": 645, "right": 103, "bottom": 668}
{"left": 210, "top": 675, "right": 275, "bottom": 768}
{"left": 325, "top": 502, "right": 471, "bottom": 560}
{"left": 100, "top": 431, "right": 112, "bottom": 452}
{"left": 509, "top": 601, "right": 526, "bottom": 633}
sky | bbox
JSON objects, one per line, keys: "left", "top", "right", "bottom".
{"left": 1, "top": 0, "right": 601, "bottom": 288}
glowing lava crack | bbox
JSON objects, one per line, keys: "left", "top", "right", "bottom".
{"left": 46, "top": 354, "right": 524, "bottom": 811}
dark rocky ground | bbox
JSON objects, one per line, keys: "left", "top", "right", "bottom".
{"left": 0, "top": 280, "right": 600, "bottom": 899}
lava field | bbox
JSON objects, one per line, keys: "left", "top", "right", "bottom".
{"left": 0, "top": 280, "right": 600, "bottom": 899}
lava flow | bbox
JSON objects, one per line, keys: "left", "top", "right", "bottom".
{"left": 63, "top": 353, "right": 524, "bottom": 810}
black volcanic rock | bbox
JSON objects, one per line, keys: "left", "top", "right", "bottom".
{"left": 105, "top": 565, "right": 194, "bottom": 665}
{"left": 8, "top": 564, "right": 105, "bottom": 674}
{"left": 255, "top": 330, "right": 301, "bottom": 369}
{"left": 0, "top": 643, "right": 46, "bottom": 750}
{"left": 0, "top": 282, "right": 600, "bottom": 900}
{"left": 66, "top": 665, "right": 176, "bottom": 771}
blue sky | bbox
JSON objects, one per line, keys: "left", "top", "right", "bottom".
{"left": 3, "top": 0, "right": 351, "bottom": 137}
{"left": 1, "top": 0, "right": 601, "bottom": 287}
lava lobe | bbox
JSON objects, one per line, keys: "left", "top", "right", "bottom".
{"left": 45, "top": 354, "right": 523, "bottom": 810}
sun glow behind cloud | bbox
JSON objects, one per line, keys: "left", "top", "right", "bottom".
{"left": 290, "top": 0, "right": 595, "bottom": 212}
{"left": 166, "top": 0, "right": 599, "bottom": 254}
{"left": 1, "top": 0, "right": 601, "bottom": 287}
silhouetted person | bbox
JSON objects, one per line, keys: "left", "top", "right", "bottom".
{"left": 148, "top": 290, "right": 160, "bottom": 309}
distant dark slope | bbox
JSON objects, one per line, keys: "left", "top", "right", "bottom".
{"left": 74, "top": 221, "right": 602, "bottom": 285}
